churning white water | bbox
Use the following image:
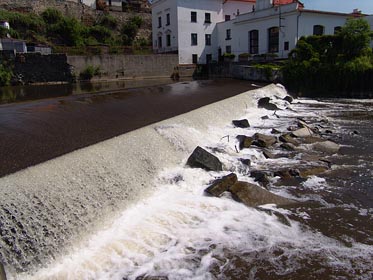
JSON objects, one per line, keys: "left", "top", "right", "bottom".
{"left": 2, "top": 84, "right": 373, "bottom": 279}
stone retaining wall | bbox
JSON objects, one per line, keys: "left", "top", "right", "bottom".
{"left": 67, "top": 54, "right": 179, "bottom": 80}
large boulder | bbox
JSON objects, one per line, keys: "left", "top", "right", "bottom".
{"left": 253, "top": 133, "right": 277, "bottom": 148}
{"left": 187, "top": 146, "right": 223, "bottom": 171}
{"left": 312, "top": 141, "right": 340, "bottom": 154}
{"left": 232, "top": 119, "right": 250, "bottom": 128}
{"left": 257, "top": 97, "right": 279, "bottom": 111}
{"left": 250, "top": 170, "right": 272, "bottom": 188}
{"left": 205, "top": 173, "right": 238, "bottom": 197}
{"left": 229, "top": 181, "right": 294, "bottom": 207}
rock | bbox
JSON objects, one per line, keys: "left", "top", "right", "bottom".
{"left": 271, "top": 128, "right": 281, "bottom": 134}
{"left": 263, "top": 150, "right": 275, "bottom": 159}
{"left": 283, "top": 95, "right": 293, "bottom": 103}
{"left": 299, "top": 166, "right": 328, "bottom": 177}
{"left": 257, "top": 97, "right": 279, "bottom": 111}
{"left": 229, "top": 181, "right": 294, "bottom": 207}
{"left": 250, "top": 170, "right": 272, "bottom": 188}
{"left": 280, "top": 143, "right": 296, "bottom": 151}
{"left": 353, "top": 130, "right": 359, "bottom": 135}
{"left": 297, "top": 119, "right": 309, "bottom": 128}
{"left": 236, "top": 135, "right": 254, "bottom": 149}
{"left": 253, "top": 133, "right": 277, "bottom": 148}
{"left": 232, "top": 119, "right": 250, "bottom": 128}
{"left": 205, "top": 173, "right": 238, "bottom": 197}
{"left": 261, "top": 115, "right": 269, "bottom": 120}
{"left": 325, "top": 130, "right": 333, "bottom": 134}
{"left": 274, "top": 169, "right": 299, "bottom": 179}
{"left": 0, "top": 263, "right": 6, "bottom": 280}
{"left": 312, "top": 141, "right": 340, "bottom": 154}
{"left": 279, "top": 133, "right": 299, "bottom": 146}
{"left": 239, "top": 158, "right": 251, "bottom": 166}
{"left": 291, "top": 127, "right": 314, "bottom": 137}
{"left": 300, "top": 136, "right": 325, "bottom": 144}
{"left": 187, "top": 146, "right": 223, "bottom": 171}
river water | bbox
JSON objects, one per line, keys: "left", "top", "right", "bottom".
{"left": 0, "top": 83, "right": 372, "bottom": 279}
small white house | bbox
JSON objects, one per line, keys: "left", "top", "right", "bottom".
{"left": 152, "top": 0, "right": 371, "bottom": 64}
{"left": 0, "top": 38, "right": 27, "bottom": 53}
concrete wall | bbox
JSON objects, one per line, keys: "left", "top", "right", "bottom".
{"left": 67, "top": 54, "right": 179, "bottom": 80}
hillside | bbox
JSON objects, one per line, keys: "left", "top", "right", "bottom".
{"left": 0, "top": 0, "right": 152, "bottom": 53}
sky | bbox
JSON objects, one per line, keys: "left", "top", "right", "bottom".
{"left": 301, "top": 0, "right": 373, "bottom": 14}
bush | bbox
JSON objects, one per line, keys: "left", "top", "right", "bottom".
{"left": 98, "top": 14, "right": 118, "bottom": 29}
{"left": 49, "top": 17, "right": 85, "bottom": 46}
{"left": 223, "top": 53, "right": 235, "bottom": 59}
{"left": 41, "top": 8, "right": 64, "bottom": 25}
{"left": 0, "top": 65, "right": 12, "bottom": 87}
{"left": 79, "top": 65, "right": 100, "bottom": 80}
{"left": 88, "top": 25, "right": 113, "bottom": 44}
{"left": 120, "top": 22, "right": 139, "bottom": 45}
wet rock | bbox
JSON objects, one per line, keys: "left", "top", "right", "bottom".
{"left": 257, "top": 97, "right": 279, "bottom": 111}
{"left": 274, "top": 170, "right": 293, "bottom": 179}
{"left": 261, "top": 115, "right": 269, "bottom": 120}
{"left": 353, "top": 130, "right": 359, "bottom": 135}
{"left": 236, "top": 135, "right": 254, "bottom": 149}
{"left": 325, "top": 130, "right": 333, "bottom": 134}
{"left": 287, "top": 125, "right": 298, "bottom": 131}
{"left": 187, "top": 146, "right": 223, "bottom": 171}
{"left": 312, "top": 141, "right": 340, "bottom": 154}
{"left": 229, "top": 181, "right": 294, "bottom": 207}
{"left": 279, "top": 133, "right": 299, "bottom": 146}
{"left": 205, "top": 173, "right": 238, "bottom": 197}
{"left": 0, "top": 263, "right": 6, "bottom": 280}
{"left": 271, "top": 128, "right": 281, "bottom": 134}
{"left": 232, "top": 119, "right": 250, "bottom": 128}
{"left": 299, "top": 166, "right": 328, "bottom": 178}
{"left": 239, "top": 158, "right": 251, "bottom": 166}
{"left": 253, "top": 133, "right": 277, "bottom": 148}
{"left": 250, "top": 170, "right": 272, "bottom": 188}
{"left": 280, "top": 143, "right": 296, "bottom": 151}
{"left": 300, "top": 136, "right": 325, "bottom": 144}
{"left": 291, "top": 127, "right": 314, "bottom": 138}
{"left": 283, "top": 95, "right": 294, "bottom": 104}
{"left": 297, "top": 119, "right": 310, "bottom": 128}
{"left": 263, "top": 150, "right": 275, "bottom": 159}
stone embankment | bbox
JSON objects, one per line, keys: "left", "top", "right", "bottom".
{"left": 186, "top": 93, "right": 341, "bottom": 210}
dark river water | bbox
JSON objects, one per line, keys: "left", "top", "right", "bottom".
{"left": 0, "top": 79, "right": 262, "bottom": 177}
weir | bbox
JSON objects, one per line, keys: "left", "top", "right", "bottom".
{"left": 0, "top": 84, "right": 285, "bottom": 275}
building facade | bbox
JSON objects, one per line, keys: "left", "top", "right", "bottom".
{"left": 152, "top": 0, "right": 368, "bottom": 64}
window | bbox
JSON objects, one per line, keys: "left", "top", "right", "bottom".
{"left": 226, "top": 29, "right": 231, "bottom": 40}
{"left": 268, "top": 27, "right": 279, "bottom": 53}
{"left": 226, "top": 45, "right": 231, "bottom": 54}
{"left": 166, "top": 34, "right": 171, "bottom": 47}
{"left": 334, "top": 26, "right": 341, "bottom": 34}
{"left": 158, "top": 16, "right": 162, "bottom": 28}
{"left": 313, "top": 25, "right": 324, "bottom": 35}
{"left": 284, "top": 41, "right": 289, "bottom": 51}
{"left": 205, "top": 34, "right": 211, "bottom": 46}
{"left": 158, "top": 36, "right": 162, "bottom": 48}
{"left": 205, "top": 13, "right": 211, "bottom": 23}
{"left": 166, "top": 13, "right": 170, "bottom": 26}
{"left": 225, "top": 15, "right": 231, "bottom": 21}
{"left": 191, "top": 11, "right": 197, "bottom": 22}
{"left": 206, "top": 54, "right": 212, "bottom": 64}
{"left": 192, "top": 54, "right": 198, "bottom": 64}
{"left": 191, "top": 33, "right": 198, "bottom": 45}
{"left": 249, "top": 30, "right": 258, "bottom": 54}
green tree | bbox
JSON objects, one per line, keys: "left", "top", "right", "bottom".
{"left": 338, "top": 18, "right": 373, "bottom": 60}
{"left": 41, "top": 8, "right": 64, "bottom": 25}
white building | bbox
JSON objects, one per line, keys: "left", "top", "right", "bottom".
{"left": 152, "top": 0, "right": 369, "bottom": 64}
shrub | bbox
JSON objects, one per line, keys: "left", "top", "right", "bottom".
{"left": 88, "top": 25, "right": 113, "bottom": 44}
{"left": 223, "top": 53, "right": 235, "bottom": 59}
{"left": 79, "top": 65, "right": 100, "bottom": 80}
{"left": 120, "top": 22, "right": 138, "bottom": 45}
{"left": 0, "top": 65, "right": 12, "bottom": 87}
{"left": 98, "top": 14, "right": 118, "bottom": 29}
{"left": 41, "top": 8, "right": 64, "bottom": 25}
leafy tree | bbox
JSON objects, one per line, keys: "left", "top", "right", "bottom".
{"left": 338, "top": 18, "right": 373, "bottom": 60}
{"left": 49, "top": 17, "right": 84, "bottom": 46}
{"left": 98, "top": 14, "right": 118, "bottom": 29}
{"left": 0, "top": 65, "right": 12, "bottom": 87}
{"left": 88, "top": 25, "right": 113, "bottom": 44}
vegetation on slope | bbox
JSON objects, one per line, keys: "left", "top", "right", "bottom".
{"left": 0, "top": 8, "right": 149, "bottom": 49}
{"left": 283, "top": 18, "right": 373, "bottom": 95}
